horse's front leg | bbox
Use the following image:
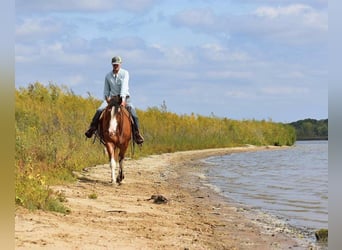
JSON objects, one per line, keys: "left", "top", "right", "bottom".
{"left": 116, "top": 146, "right": 128, "bottom": 184}
{"left": 110, "top": 157, "right": 116, "bottom": 184}
{"left": 116, "top": 160, "right": 124, "bottom": 185}
{"left": 107, "top": 143, "right": 117, "bottom": 183}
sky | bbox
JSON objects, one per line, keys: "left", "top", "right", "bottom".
{"left": 15, "top": 0, "right": 328, "bottom": 123}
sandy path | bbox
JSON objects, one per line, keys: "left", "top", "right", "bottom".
{"left": 15, "top": 146, "right": 314, "bottom": 249}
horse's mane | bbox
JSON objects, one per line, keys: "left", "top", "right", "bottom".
{"left": 108, "top": 96, "right": 122, "bottom": 109}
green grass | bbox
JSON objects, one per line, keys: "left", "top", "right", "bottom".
{"left": 88, "top": 193, "right": 98, "bottom": 199}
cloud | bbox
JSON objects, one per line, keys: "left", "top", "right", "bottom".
{"left": 251, "top": 5, "right": 327, "bottom": 46}
{"left": 16, "top": 39, "right": 90, "bottom": 66}
{"left": 171, "top": 8, "right": 225, "bottom": 33}
{"left": 199, "top": 43, "right": 251, "bottom": 63}
{"left": 252, "top": 4, "right": 328, "bottom": 31}
{"left": 261, "top": 86, "right": 309, "bottom": 95}
{"left": 65, "top": 74, "right": 86, "bottom": 87}
{"left": 14, "top": 1, "right": 327, "bottom": 121}
{"left": 16, "top": 0, "right": 110, "bottom": 13}
{"left": 171, "top": 4, "right": 327, "bottom": 46}
{"left": 171, "top": 8, "right": 216, "bottom": 28}
{"left": 16, "top": 0, "right": 160, "bottom": 13}
{"left": 120, "top": 0, "right": 161, "bottom": 12}
{"left": 254, "top": 4, "right": 312, "bottom": 18}
{"left": 16, "top": 17, "right": 69, "bottom": 41}
{"left": 223, "top": 90, "right": 254, "bottom": 99}
{"left": 230, "top": 0, "right": 328, "bottom": 8}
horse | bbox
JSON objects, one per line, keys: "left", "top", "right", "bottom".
{"left": 99, "top": 97, "right": 132, "bottom": 184}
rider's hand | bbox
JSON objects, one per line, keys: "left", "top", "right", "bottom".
{"left": 106, "top": 97, "right": 111, "bottom": 104}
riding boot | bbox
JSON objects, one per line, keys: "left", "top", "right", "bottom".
{"left": 85, "top": 110, "right": 102, "bottom": 138}
{"left": 131, "top": 116, "right": 144, "bottom": 145}
{"left": 134, "top": 128, "right": 144, "bottom": 145}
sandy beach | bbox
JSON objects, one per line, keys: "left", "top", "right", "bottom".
{"left": 15, "top": 146, "right": 316, "bottom": 249}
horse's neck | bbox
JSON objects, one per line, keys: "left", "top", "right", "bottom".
{"left": 121, "top": 107, "right": 130, "bottom": 118}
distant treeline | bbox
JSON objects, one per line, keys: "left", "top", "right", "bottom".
{"left": 288, "top": 118, "right": 328, "bottom": 140}
{"left": 15, "top": 82, "right": 296, "bottom": 212}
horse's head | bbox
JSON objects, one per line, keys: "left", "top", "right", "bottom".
{"left": 105, "top": 104, "right": 122, "bottom": 137}
{"left": 100, "top": 96, "right": 122, "bottom": 137}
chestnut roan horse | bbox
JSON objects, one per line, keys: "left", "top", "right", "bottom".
{"left": 99, "top": 97, "right": 132, "bottom": 184}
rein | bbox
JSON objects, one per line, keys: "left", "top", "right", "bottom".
{"left": 118, "top": 107, "right": 125, "bottom": 141}
{"left": 119, "top": 106, "right": 136, "bottom": 157}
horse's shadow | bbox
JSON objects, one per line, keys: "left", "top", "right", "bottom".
{"left": 73, "top": 171, "right": 114, "bottom": 186}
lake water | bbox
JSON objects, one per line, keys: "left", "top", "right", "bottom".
{"left": 201, "top": 141, "right": 328, "bottom": 233}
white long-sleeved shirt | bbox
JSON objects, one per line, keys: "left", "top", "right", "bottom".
{"left": 103, "top": 68, "right": 130, "bottom": 101}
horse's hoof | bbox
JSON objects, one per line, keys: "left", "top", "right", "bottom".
{"left": 117, "top": 177, "right": 125, "bottom": 185}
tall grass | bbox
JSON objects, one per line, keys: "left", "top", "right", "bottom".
{"left": 15, "top": 82, "right": 296, "bottom": 212}
{"left": 138, "top": 109, "right": 295, "bottom": 156}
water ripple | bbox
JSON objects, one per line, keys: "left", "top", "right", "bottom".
{"left": 202, "top": 141, "right": 328, "bottom": 231}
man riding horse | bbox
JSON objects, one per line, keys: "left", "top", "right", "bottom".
{"left": 85, "top": 56, "right": 144, "bottom": 145}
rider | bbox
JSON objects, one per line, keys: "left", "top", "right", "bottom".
{"left": 85, "top": 56, "right": 144, "bottom": 145}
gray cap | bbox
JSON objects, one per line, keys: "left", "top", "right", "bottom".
{"left": 112, "top": 56, "right": 122, "bottom": 65}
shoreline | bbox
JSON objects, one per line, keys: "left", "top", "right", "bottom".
{"left": 15, "top": 145, "right": 320, "bottom": 249}
{"left": 171, "top": 146, "right": 327, "bottom": 249}
{"left": 164, "top": 146, "right": 317, "bottom": 248}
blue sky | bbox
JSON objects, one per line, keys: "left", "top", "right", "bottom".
{"left": 15, "top": 0, "right": 328, "bottom": 122}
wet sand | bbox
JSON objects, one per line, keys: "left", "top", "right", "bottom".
{"left": 15, "top": 146, "right": 316, "bottom": 249}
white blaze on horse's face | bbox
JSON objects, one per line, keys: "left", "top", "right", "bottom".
{"left": 108, "top": 107, "right": 118, "bottom": 136}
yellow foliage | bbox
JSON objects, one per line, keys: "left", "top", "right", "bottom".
{"left": 15, "top": 82, "right": 296, "bottom": 211}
